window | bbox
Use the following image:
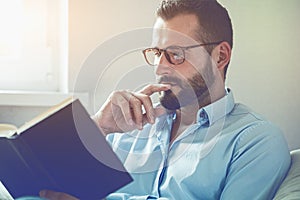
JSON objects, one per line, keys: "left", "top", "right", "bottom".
{"left": 0, "top": 0, "right": 68, "bottom": 92}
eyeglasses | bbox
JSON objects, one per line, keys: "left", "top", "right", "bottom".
{"left": 142, "top": 41, "right": 221, "bottom": 66}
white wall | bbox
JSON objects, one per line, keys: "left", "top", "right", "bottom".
{"left": 68, "top": 0, "right": 160, "bottom": 89}
{"left": 220, "top": 0, "right": 300, "bottom": 150}
{"left": 69, "top": 0, "right": 299, "bottom": 150}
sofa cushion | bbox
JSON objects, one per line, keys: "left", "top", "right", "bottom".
{"left": 273, "top": 149, "right": 300, "bottom": 199}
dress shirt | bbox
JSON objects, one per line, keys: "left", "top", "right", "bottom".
{"left": 106, "top": 89, "right": 291, "bottom": 200}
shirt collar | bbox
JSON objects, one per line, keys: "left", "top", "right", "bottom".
{"left": 197, "top": 88, "right": 235, "bottom": 126}
{"left": 155, "top": 88, "right": 235, "bottom": 129}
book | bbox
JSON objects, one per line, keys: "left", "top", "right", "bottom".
{"left": 0, "top": 98, "right": 133, "bottom": 199}
{"left": 0, "top": 98, "right": 75, "bottom": 139}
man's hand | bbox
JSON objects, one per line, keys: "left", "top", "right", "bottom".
{"left": 39, "top": 190, "right": 78, "bottom": 200}
{"left": 92, "top": 84, "right": 170, "bottom": 135}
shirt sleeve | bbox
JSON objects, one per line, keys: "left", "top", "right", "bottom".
{"left": 220, "top": 122, "right": 291, "bottom": 200}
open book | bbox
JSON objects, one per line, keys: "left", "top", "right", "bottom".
{"left": 0, "top": 98, "right": 132, "bottom": 199}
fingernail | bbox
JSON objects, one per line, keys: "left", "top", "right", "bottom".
{"left": 162, "top": 84, "right": 171, "bottom": 89}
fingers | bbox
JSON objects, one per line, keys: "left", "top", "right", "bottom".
{"left": 98, "top": 84, "right": 171, "bottom": 133}
{"left": 132, "top": 93, "right": 155, "bottom": 125}
{"left": 129, "top": 84, "right": 171, "bottom": 127}
{"left": 40, "top": 190, "right": 78, "bottom": 200}
{"left": 141, "top": 105, "right": 167, "bottom": 127}
{"left": 114, "top": 92, "right": 153, "bottom": 130}
{"left": 139, "top": 83, "right": 171, "bottom": 96}
{"left": 128, "top": 84, "right": 170, "bottom": 127}
{"left": 112, "top": 92, "right": 134, "bottom": 126}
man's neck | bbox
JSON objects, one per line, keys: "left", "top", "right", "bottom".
{"left": 169, "top": 88, "right": 226, "bottom": 143}
{"left": 175, "top": 89, "right": 214, "bottom": 125}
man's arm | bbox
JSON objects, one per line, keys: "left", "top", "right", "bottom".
{"left": 220, "top": 122, "right": 291, "bottom": 200}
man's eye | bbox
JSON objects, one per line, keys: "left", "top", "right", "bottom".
{"left": 169, "top": 52, "right": 182, "bottom": 60}
{"left": 154, "top": 51, "right": 161, "bottom": 56}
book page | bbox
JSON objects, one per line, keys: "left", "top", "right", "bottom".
{"left": 0, "top": 124, "right": 18, "bottom": 138}
{"left": 0, "top": 181, "right": 14, "bottom": 200}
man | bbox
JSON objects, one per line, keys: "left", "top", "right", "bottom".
{"left": 41, "top": 0, "right": 291, "bottom": 199}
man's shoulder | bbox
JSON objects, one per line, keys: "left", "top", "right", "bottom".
{"left": 226, "top": 103, "right": 284, "bottom": 139}
{"left": 230, "top": 103, "right": 266, "bottom": 121}
{"left": 228, "top": 103, "right": 276, "bottom": 128}
{"left": 227, "top": 103, "right": 287, "bottom": 148}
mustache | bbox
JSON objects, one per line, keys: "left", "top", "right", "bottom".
{"left": 157, "top": 76, "right": 183, "bottom": 85}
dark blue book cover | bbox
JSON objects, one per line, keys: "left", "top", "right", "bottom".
{"left": 0, "top": 99, "right": 132, "bottom": 199}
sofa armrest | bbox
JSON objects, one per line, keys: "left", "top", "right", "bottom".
{"left": 273, "top": 149, "right": 300, "bottom": 199}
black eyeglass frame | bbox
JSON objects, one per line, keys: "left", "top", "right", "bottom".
{"left": 142, "top": 41, "right": 222, "bottom": 66}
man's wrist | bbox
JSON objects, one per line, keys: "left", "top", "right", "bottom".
{"left": 91, "top": 115, "right": 110, "bottom": 136}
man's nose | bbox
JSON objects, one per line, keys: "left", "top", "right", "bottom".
{"left": 155, "top": 52, "right": 173, "bottom": 76}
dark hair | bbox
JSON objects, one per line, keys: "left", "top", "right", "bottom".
{"left": 156, "top": 0, "right": 233, "bottom": 77}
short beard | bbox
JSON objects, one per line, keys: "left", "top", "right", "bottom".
{"left": 159, "top": 60, "right": 214, "bottom": 110}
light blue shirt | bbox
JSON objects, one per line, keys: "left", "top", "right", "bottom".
{"left": 106, "top": 89, "right": 291, "bottom": 200}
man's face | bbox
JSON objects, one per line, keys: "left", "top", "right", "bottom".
{"left": 152, "top": 14, "right": 216, "bottom": 110}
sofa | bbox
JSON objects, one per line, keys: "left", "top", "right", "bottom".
{"left": 273, "top": 149, "right": 300, "bottom": 199}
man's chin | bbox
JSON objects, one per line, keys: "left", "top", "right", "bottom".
{"left": 159, "top": 90, "right": 181, "bottom": 110}
{"left": 160, "top": 101, "right": 181, "bottom": 111}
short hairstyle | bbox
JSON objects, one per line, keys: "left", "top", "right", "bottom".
{"left": 156, "top": 0, "right": 233, "bottom": 77}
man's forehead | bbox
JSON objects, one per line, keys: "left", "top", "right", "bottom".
{"left": 151, "top": 27, "right": 198, "bottom": 47}
{"left": 152, "top": 16, "right": 199, "bottom": 47}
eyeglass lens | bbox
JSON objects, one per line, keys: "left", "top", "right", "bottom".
{"left": 144, "top": 46, "right": 185, "bottom": 66}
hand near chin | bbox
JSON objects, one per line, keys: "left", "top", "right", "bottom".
{"left": 93, "top": 84, "right": 170, "bottom": 135}
{"left": 39, "top": 190, "right": 78, "bottom": 200}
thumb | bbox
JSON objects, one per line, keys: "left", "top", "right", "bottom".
{"left": 154, "top": 105, "right": 167, "bottom": 117}
{"left": 142, "top": 105, "right": 167, "bottom": 126}
{"left": 40, "top": 190, "right": 78, "bottom": 200}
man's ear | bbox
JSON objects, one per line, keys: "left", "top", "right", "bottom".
{"left": 212, "top": 41, "right": 231, "bottom": 71}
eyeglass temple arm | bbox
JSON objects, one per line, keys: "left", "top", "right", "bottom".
{"left": 184, "top": 41, "right": 222, "bottom": 50}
